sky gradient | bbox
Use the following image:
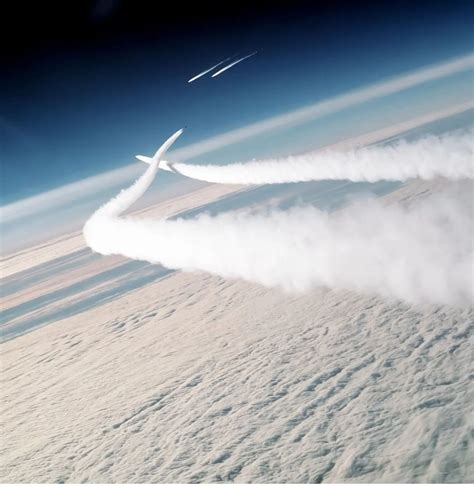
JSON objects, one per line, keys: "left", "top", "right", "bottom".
{"left": 1, "top": 0, "right": 473, "bottom": 204}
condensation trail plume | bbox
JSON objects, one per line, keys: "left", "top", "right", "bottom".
{"left": 188, "top": 58, "right": 230, "bottom": 83}
{"left": 161, "top": 130, "right": 473, "bottom": 184}
{"left": 211, "top": 51, "right": 258, "bottom": 77}
{"left": 84, "top": 130, "right": 474, "bottom": 306}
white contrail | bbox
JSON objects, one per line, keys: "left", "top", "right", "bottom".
{"left": 95, "top": 129, "right": 184, "bottom": 219}
{"left": 211, "top": 51, "right": 258, "bottom": 77}
{"left": 84, "top": 131, "right": 474, "bottom": 305}
{"left": 188, "top": 58, "right": 231, "bottom": 83}
{"left": 159, "top": 130, "right": 474, "bottom": 184}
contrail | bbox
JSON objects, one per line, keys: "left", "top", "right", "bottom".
{"left": 211, "top": 51, "right": 258, "bottom": 77}
{"left": 188, "top": 58, "right": 230, "bottom": 83}
{"left": 155, "top": 130, "right": 474, "bottom": 184}
{"left": 84, "top": 130, "right": 474, "bottom": 305}
{"left": 97, "top": 129, "right": 184, "bottom": 219}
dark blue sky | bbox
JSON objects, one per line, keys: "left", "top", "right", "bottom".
{"left": 1, "top": 0, "right": 473, "bottom": 204}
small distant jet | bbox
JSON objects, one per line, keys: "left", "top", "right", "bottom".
{"left": 135, "top": 126, "right": 185, "bottom": 172}
{"left": 135, "top": 153, "right": 177, "bottom": 173}
{"left": 135, "top": 127, "right": 186, "bottom": 172}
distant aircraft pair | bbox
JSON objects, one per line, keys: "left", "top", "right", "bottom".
{"left": 187, "top": 51, "right": 258, "bottom": 83}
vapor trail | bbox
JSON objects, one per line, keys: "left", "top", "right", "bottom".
{"left": 211, "top": 51, "right": 258, "bottom": 77}
{"left": 159, "top": 130, "right": 473, "bottom": 184}
{"left": 188, "top": 58, "right": 230, "bottom": 83}
{"left": 94, "top": 129, "right": 184, "bottom": 219}
{"left": 84, "top": 130, "right": 473, "bottom": 305}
